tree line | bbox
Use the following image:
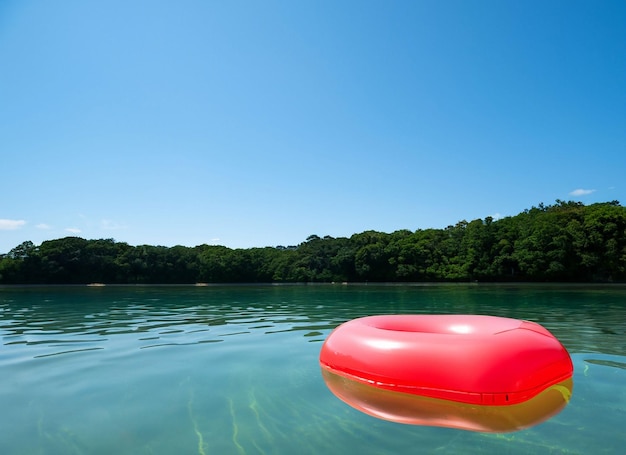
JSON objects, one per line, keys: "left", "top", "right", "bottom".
{"left": 1, "top": 201, "right": 625, "bottom": 284}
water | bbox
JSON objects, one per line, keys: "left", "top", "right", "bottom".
{"left": 0, "top": 284, "right": 624, "bottom": 454}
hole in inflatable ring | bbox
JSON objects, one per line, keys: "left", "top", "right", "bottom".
{"left": 366, "top": 319, "right": 438, "bottom": 334}
{"left": 366, "top": 318, "right": 473, "bottom": 335}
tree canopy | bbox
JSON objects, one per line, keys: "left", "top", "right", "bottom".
{"left": 1, "top": 201, "right": 625, "bottom": 284}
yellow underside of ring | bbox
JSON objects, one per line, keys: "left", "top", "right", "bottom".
{"left": 321, "top": 369, "right": 572, "bottom": 433}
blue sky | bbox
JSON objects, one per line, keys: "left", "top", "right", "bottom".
{"left": 1, "top": 1, "right": 625, "bottom": 254}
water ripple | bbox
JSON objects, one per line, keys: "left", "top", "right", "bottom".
{"left": 1, "top": 285, "right": 625, "bottom": 361}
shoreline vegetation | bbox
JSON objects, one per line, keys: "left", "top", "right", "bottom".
{"left": 1, "top": 201, "right": 625, "bottom": 285}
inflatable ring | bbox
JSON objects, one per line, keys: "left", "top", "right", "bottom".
{"left": 320, "top": 315, "right": 573, "bottom": 432}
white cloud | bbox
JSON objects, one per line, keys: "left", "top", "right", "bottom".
{"left": 569, "top": 188, "right": 596, "bottom": 196}
{"left": 488, "top": 213, "right": 503, "bottom": 221}
{"left": 65, "top": 228, "right": 82, "bottom": 234}
{"left": 0, "top": 219, "right": 26, "bottom": 230}
{"left": 101, "top": 219, "right": 127, "bottom": 230}
{"left": 36, "top": 223, "right": 52, "bottom": 230}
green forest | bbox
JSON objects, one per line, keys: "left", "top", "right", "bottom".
{"left": 1, "top": 201, "right": 625, "bottom": 284}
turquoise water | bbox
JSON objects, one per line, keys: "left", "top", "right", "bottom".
{"left": 1, "top": 284, "right": 624, "bottom": 454}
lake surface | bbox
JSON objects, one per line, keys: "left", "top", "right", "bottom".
{"left": 1, "top": 284, "right": 624, "bottom": 454}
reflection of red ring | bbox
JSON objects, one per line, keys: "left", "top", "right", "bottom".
{"left": 320, "top": 315, "right": 573, "bottom": 406}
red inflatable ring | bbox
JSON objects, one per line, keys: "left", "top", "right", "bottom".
{"left": 320, "top": 315, "right": 573, "bottom": 431}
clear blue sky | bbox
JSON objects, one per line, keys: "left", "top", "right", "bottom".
{"left": 1, "top": 0, "right": 625, "bottom": 254}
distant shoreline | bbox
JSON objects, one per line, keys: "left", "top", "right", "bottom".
{"left": 2, "top": 282, "right": 626, "bottom": 289}
{"left": 2, "top": 201, "right": 625, "bottom": 284}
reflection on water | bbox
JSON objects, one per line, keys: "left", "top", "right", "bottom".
{"left": 0, "top": 284, "right": 625, "bottom": 454}
{"left": 322, "top": 370, "right": 573, "bottom": 433}
{"left": 584, "top": 358, "right": 626, "bottom": 370}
